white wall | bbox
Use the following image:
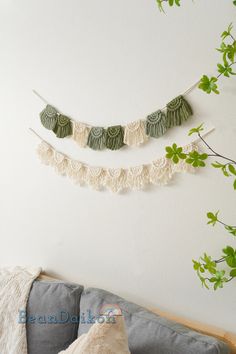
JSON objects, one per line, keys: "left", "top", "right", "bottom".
{"left": 0, "top": 0, "right": 235, "bottom": 332}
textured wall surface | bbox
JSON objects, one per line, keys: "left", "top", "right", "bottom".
{"left": 0, "top": 0, "right": 235, "bottom": 332}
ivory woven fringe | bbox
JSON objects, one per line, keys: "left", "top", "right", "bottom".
{"left": 37, "top": 141, "right": 197, "bottom": 193}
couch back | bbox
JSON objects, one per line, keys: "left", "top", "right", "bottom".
{"left": 26, "top": 279, "right": 230, "bottom": 354}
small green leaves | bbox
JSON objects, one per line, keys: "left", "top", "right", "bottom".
{"left": 221, "top": 23, "right": 233, "bottom": 40}
{"left": 198, "top": 75, "right": 219, "bottom": 94}
{"left": 223, "top": 246, "right": 236, "bottom": 268}
{"left": 188, "top": 123, "right": 204, "bottom": 136}
{"left": 156, "top": 0, "right": 181, "bottom": 11}
{"left": 209, "top": 271, "right": 228, "bottom": 291}
{"left": 234, "top": 0, "right": 236, "bottom": 6}
{"left": 168, "top": 0, "right": 180, "bottom": 6}
{"left": 225, "top": 225, "right": 236, "bottom": 237}
{"left": 185, "top": 151, "right": 208, "bottom": 167}
{"left": 217, "top": 63, "right": 236, "bottom": 77}
{"left": 207, "top": 211, "right": 219, "bottom": 226}
{"left": 165, "top": 143, "right": 186, "bottom": 164}
{"left": 234, "top": 179, "right": 236, "bottom": 190}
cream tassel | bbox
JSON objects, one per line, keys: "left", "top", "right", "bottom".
{"left": 149, "top": 158, "right": 172, "bottom": 185}
{"left": 126, "top": 165, "right": 149, "bottom": 190}
{"left": 105, "top": 169, "right": 127, "bottom": 193}
{"left": 72, "top": 122, "right": 91, "bottom": 147}
{"left": 52, "top": 151, "right": 68, "bottom": 175}
{"left": 37, "top": 141, "right": 53, "bottom": 165}
{"left": 67, "top": 160, "right": 87, "bottom": 185}
{"left": 85, "top": 167, "right": 106, "bottom": 190}
{"left": 124, "top": 120, "right": 147, "bottom": 146}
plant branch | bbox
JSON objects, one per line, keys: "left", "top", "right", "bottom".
{"left": 198, "top": 133, "right": 236, "bottom": 164}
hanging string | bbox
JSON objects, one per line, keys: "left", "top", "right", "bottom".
{"left": 32, "top": 78, "right": 200, "bottom": 114}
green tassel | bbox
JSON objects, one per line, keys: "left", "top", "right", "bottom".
{"left": 53, "top": 115, "right": 72, "bottom": 138}
{"left": 105, "top": 125, "right": 125, "bottom": 150}
{"left": 166, "top": 95, "right": 193, "bottom": 128}
{"left": 40, "top": 105, "right": 58, "bottom": 130}
{"left": 87, "top": 127, "right": 107, "bottom": 150}
{"left": 146, "top": 110, "right": 167, "bottom": 138}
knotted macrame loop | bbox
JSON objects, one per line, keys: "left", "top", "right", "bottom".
{"left": 86, "top": 167, "right": 105, "bottom": 190}
{"left": 106, "top": 125, "right": 125, "bottom": 150}
{"left": 124, "top": 120, "right": 147, "bottom": 146}
{"left": 52, "top": 151, "right": 68, "bottom": 174}
{"left": 149, "top": 158, "right": 172, "bottom": 185}
{"left": 146, "top": 110, "right": 167, "bottom": 138}
{"left": 73, "top": 122, "right": 91, "bottom": 147}
{"left": 87, "top": 127, "right": 107, "bottom": 150}
{"left": 127, "top": 165, "right": 149, "bottom": 190}
{"left": 67, "top": 160, "right": 87, "bottom": 185}
{"left": 105, "top": 169, "right": 127, "bottom": 193}
{"left": 53, "top": 115, "right": 73, "bottom": 138}
{"left": 40, "top": 105, "right": 58, "bottom": 130}
{"left": 166, "top": 95, "right": 193, "bottom": 128}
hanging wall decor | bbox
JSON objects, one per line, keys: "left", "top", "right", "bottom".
{"left": 34, "top": 89, "right": 194, "bottom": 151}
{"left": 31, "top": 129, "right": 198, "bottom": 193}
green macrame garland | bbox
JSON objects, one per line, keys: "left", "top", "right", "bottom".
{"left": 38, "top": 95, "right": 193, "bottom": 149}
{"left": 166, "top": 95, "right": 193, "bottom": 128}
{"left": 87, "top": 127, "right": 107, "bottom": 150}
{"left": 40, "top": 105, "right": 58, "bottom": 130}
{"left": 40, "top": 105, "right": 72, "bottom": 138}
{"left": 146, "top": 110, "right": 167, "bottom": 138}
{"left": 105, "top": 125, "right": 125, "bottom": 150}
{"left": 53, "top": 115, "right": 73, "bottom": 138}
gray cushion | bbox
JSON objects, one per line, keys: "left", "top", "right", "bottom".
{"left": 78, "top": 287, "right": 229, "bottom": 354}
{"left": 27, "top": 279, "right": 84, "bottom": 354}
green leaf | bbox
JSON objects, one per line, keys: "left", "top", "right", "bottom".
{"left": 234, "top": 179, "right": 236, "bottom": 190}
{"left": 223, "top": 246, "right": 236, "bottom": 267}
{"left": 165, "top": 143, "right": 186, "bottom": 164}
{"left": 229, "top": 164, "right": 236, "bottom": 176}
{"left": 188, "top": 123, "right": 204, "bottom": 136}
{"left": 225, "top": 225, "right": 236, "bottom": 237}
{"left": 207, "top": 211, "right": 219, "bottom": 226}
{"left": 198, "top": 75, "right": 219, "bottom": 94}
{"left": 230, "top": 269, "right": 236, "bottom": 277}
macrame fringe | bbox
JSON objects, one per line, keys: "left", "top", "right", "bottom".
{"left": 87, "top": 127, "right": 107, "bottom": 150}
{"left": 40, "top": 105, "right": 58, "bottom": 130}
{"left": 36, "top": 141, "right": 198, "bottom": 193}
{"left": 124, "top": 120, "right": 147, "bottom": 146}
{"left": 73, "top": 122, "right": 91, "bottom": 147}
{"left": 86, "top": 167, "right": 106, "bottom": 190}
{"left": 146, "top": 110, "right": 167, "bottom": 138}
{"left": 166, "top": 95, "right": 193, "bottom": 128}
{"left": 105, "top": 169, "right": 127, "bottom": 193}
{"left": 126, "top": 166, "right": 149, "bottom": 190}
{"left": 67, "top": 160, "right": 87, "bottom": 185}
{"left": 105, "top": 126, "right": 125, "bottom": 150}
{"left": 53, "top": 115, "right": 73, "bottom": 138}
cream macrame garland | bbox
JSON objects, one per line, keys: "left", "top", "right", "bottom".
{"left": 37, "top": 139, "right": 197, "bottom": 193}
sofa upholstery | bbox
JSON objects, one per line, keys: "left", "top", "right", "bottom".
{"left": 78, "top": 287, "right": 230, "bottom": 354}
{"left": 27, "top": 280, "right": 84, "bottom": 354}
{"left": 26, "top": 280, "right": 230, "bottom": 354}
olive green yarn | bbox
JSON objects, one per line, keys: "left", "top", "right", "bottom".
{"left": 146, "top": 110, "right": 167, "bottom": 138}
{"left": 40, "top": 105, "right": 58, "bottom": 130}
{"left": 53, "top": 115, "right": 73, "bottom": 138}
{"left": 87, "top": 127, "right": 107, "bottom": 150}
{"left": 166, "top": 95, "right": 193, "bottom": 128}
{"left": 105, "top": 125, "right": 125, "bottom": 150}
